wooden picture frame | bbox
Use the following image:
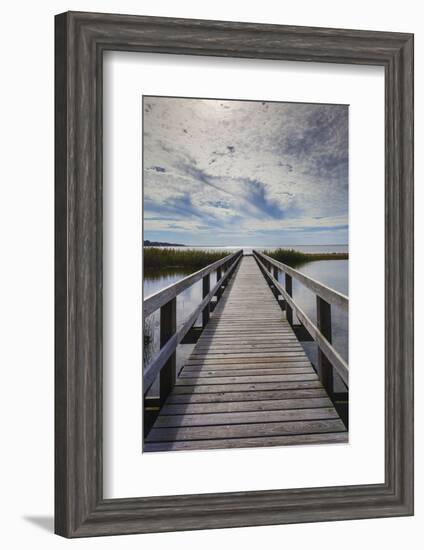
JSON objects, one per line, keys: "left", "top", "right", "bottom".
{"left": 55, "top": 11, "right": 414, "bottom": 537}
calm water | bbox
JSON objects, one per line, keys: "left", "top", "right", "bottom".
{"left": 144, "top": 246, "right": 348, "bottom": 394}
{"left": 144, "top": 269, "right": 218, "bottom": 390}
{"left": 280, "top": 260, "right": 348, "bottom": 392}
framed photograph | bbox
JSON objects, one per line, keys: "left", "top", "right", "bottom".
{"left": 141, "top": 95, "right": 350, "bottom": 452}
{"left": 55, "top": 11, "right": 414, "bottom": 537}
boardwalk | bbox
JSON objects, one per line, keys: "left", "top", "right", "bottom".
{"left": 144, "top": 256, "right": 347, "bottom": 452}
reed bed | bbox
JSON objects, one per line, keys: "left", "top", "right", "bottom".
{"left": 144, "top": 247, "right": 228, "bottom": 270}
{"left": 263, "top": 248, "right": 348, "bottom": 267}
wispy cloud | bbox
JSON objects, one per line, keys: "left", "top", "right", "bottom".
{"left": 143, "top": 97, "right": 348, "bottom": 245}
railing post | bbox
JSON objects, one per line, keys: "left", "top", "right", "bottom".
{"left": 216, "top": 266, "right": 222, "bottom": 300}
{"left": 285, "top": 273, "right": 293, "bottom": 325}
{"left": 159, "top": 297, "right": 176, "bottom": 405}
{"left": 202, "top": 273, "right": 210, "bottom": 326}
{"left": 271, "top": 265, "right": 280, "bottom": 299}
{"left": 316, "top": 296, "right": 333, "bottom": 395}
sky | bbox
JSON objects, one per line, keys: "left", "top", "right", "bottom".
{"left": 143, "top": 96, "right": 348, "bottom": 246}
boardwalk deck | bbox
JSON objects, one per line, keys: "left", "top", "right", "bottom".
{"left": 144, "top": 255, "right": 348, "bottom": 452}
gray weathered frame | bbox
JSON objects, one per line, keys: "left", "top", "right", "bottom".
{"left": 55, "top": 11, "right": 414, "bottom": 537}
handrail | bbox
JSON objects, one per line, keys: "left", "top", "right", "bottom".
{"left": 143, "top": 250, "right": 243, "bottom": 395}
{"left": 253, "top": 250, "right": 348, "bottom": 311}
{"left": 253, "top": 250, "right": 348, "bottom": 388}
{"left": 144, "top": 250, "right": 242, "bottom": 317}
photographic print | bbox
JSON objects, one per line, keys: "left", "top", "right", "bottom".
{"left": 142, "top": 96, "right": 349, "bottom": 452}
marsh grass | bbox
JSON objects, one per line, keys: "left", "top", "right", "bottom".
{"left": 144, "top": 247, "right": 228, "bottom": 270}
{"left": 263, "top": 248, "right": 348, "bottom": 268}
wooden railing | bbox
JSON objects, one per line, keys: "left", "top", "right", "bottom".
{"left": 253, "top": 250, "right": 349, "bottom": 394}
{"left": 143, "top": 250, "right": 243, "bottom": 404}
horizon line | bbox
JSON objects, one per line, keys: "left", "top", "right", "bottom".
{"left": 143, "top": 242, "right": 349, "bottom": 247}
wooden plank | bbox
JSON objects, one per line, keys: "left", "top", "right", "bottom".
{"left": 200, "top": 331, "right": 295, "bottom": 337}
{"left": 198, "top": 332, "right": 297, "bottom": 338}
{"left": 194, "top": 342, "right": 303, "bottom": 349}
{"left": 208, "top": 323, "right": 285, "bottom": 326}
{"left": 208, "top": 325, "right": 284, "bottom": 329}
{"left": 197, "top": 338, "right": 299, "bottom": 344}
{"left": 195, "top": 340, "right": 303, "bottom": 346}
{"left": 144, "top": 431, "right": 348, "bottom": 452}
{"left": 185, "top": 356, "right": 310, "bottom": 366}
{"left": 188, "top": 350, "right": 308, "bottom": 357}
{"left": 182, "top": 361, "right": 312, "bottom": 371}
{"left": 196, "top": 332, "right": 299, "bottom": 339}
{"left": 146, "top": 418, "right": 346, "bottom": 442}
{"left": 166, "top": 388, "right": 328, "bottom": 404}
{"left": 203, "top": 325, "right": 292, "bottom": 330}
{"left": 191, "top": 349, "right": 306, "bottom": 356}
{"left": 172, "top": 380, "right": 323, "bottom": 394}
{"left": 188, "top": 356, "right": 309, "bottom": 363}
{"left": 175, "top": 373, "right": 318, "bottom": 386}
{"left": 159, "top": 297, "right": 176, "bottom": 405}
{"left": 201, "top": 330, "right": 294, "bottom": 336}
{"left": 180, "top": 367, "right": 314, "bottom": 377}
{"left": 317, "top": 295, "right": 334, "bottom": 395}
{"left": 161, "top": 397, "right": 333, "bottom": 415}
{"left": 194, "top": 344, "right": 301, "bottom": 351}
{"left": 154, "top": 407, "right": 339, "bottom": 428}
{"left": 202, "top": 273, "right": 210, "bottom": 327}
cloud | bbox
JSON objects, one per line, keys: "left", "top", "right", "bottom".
{"left": 148, "top": 165, "right": 166, "bottom": 173}
{"left": 143, "top": 97, "right": 348, "bottom": 245}
{"left": 242, "top": 179, "right": 285, "bottom": 220}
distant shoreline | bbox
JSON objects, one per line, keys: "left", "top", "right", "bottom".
{"left": 143, "top": 240, "right": 185, "bottom": 247}
{"left": 143, "top": 242, "right": 348, "bottom": 248}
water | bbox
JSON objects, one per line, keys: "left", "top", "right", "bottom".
{"left": 144, "top": 268, "right": 219, "bottom": 395}
{"left": 281, "top": 260, "right": 348, "bottom": 392}
{"left": 143, "top": 246, "right": 348, "bottom": 395}
{"left": 285, "top": 259, "right": 348, "bottom": 358}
